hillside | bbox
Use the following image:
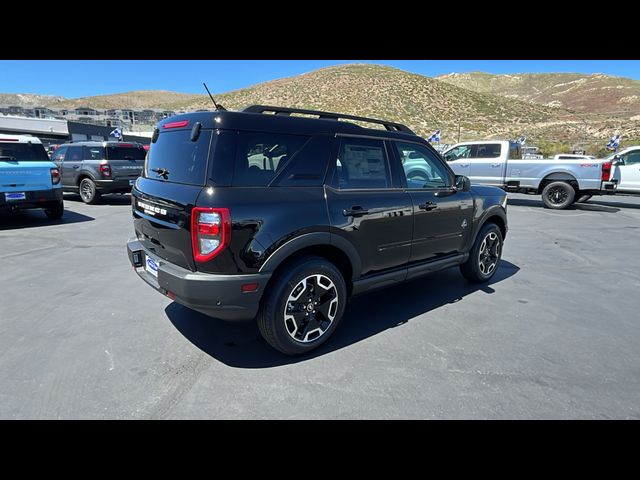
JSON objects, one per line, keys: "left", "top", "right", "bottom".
{"left": 49, "top": 90, "right": 204, "bottom": 110}
{"left": 0, "top": 93, "right": 66, "bottom": 107}
{"left": 2, "top": 64, "right": 639, "bottom": 148}
{"left": 436, "top": 72, "right": 640, "bottom": 116}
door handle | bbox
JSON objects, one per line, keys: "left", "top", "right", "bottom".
{"left": 491, "top": 163, "right": 501, "bottom": 167}
{"left": 459, "top": 163, "right": 469, "bottom": 167}
{"left": 72, "top": 165, "right": 80, "bottom": 169}
{"left": 343, "top": 206, "right": 369, "bottom": 217}
{"left": 418, "top": 202, "right": 438, "bottom": 211}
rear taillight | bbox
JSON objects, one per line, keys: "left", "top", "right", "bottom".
{"left": 601, "top": 161, "right": 612, "bottom": 181}
{"left": 99, "top": 164, "right": 112, "bottom": 178}
{"left": 191, "top": 207, "right": 231, "bottom": 262}
{"left": 50, "top": 168, "right": 61, "bottom": 185}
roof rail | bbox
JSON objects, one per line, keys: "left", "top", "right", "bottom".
{"left": 242, "top": 105, "right": 415, "bottom": 134}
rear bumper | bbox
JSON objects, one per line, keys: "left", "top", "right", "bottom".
{"left": 95, "top": 178, "right": 136, "bottom": 193}
{"left": 0, "top": 188, "right": 62, "bottom": 211}
{"left": 126, "top": 238, "right": 270, "bottom": 321}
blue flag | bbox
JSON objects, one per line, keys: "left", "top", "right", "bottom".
{"left": 427, "top": 130, "right": 441, "bottom": 143}
{"left": 518, "top": 136, "right": 526, "bottom": 145}
{"left": 110, "top": 127, "right": 123, "bottom": 140}
{"left": 606, "top": 134, "right": 620, "bottom": 151}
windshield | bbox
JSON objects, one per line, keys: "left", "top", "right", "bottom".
{"left": 106, "top": 145, "right": 146, "bottom": 160}
{"left": 0, "top": 142, "right": 49, "bottom": 162}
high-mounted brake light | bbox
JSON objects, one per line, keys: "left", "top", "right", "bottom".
{"left": 191, "top": 207, "right": 231, "bottom": 262}
{"left": 99, "top": 164, "right": 112, "bottom": 178}
{"left": 118, "top": 143, "right": 134, "bottom": 147}
{"left": 0, "top": 138, "right": 19, "bottom": 142}
{"left": 50, "top": 168, "right": 61, "bottom": 185}
{"left": 601, "top": 161, "right": 612, "bottom": 182}
{"left": 163, "top": 120, "right": 189, "bottom": 129}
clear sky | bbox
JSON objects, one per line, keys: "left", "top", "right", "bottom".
{"left": 1, "top": 60, "right": 639, "bottom": 98}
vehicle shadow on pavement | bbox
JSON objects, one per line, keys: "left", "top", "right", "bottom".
{"left": 165, "top": 260, "right": 520, "bottom": 368}
{"left": 508, "top": 197, "right": 620, "bottom": 213}
{"left": 64, "top": 193, "right": 132, "bottom": 206}
{"left": 0, "top": 209, "right": 94, "bottom": 230}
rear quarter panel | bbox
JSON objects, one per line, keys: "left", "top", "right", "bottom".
{"left": 505, "top": 159, "right": 603, "bottom": 190}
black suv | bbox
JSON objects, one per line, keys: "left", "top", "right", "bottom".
{"left": 127, "top": 106, "right": 508, "bottom": 355}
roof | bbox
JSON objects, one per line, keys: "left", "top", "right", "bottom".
{"left": 63, "top": 140, "right": 145, "bottom": 147}
{"left": 155, "top": 108, "right": 420, "bottom": 142}
{"left": 0, "top": 134, "right": 43, "bottom": 144}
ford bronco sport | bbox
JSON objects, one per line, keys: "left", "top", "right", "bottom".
{"left": 127, "top": 106, "right": 508, "bottom": 355}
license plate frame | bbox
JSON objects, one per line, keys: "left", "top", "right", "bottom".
{"left": 5, "top": 192, "right": 26, "bottom": 201}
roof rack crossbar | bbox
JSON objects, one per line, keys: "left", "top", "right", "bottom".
{"left": 242, "top": 105, "right": 414, "bottom": 134}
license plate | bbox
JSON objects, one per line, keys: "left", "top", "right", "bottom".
{"left": 129, "top": 179, "right": 135, "bottom": 186}
{"left": 145, "top": 255, "right": 159, "bottom": 278}
{"left": 5, "top": 192, "right": 26, "bottom": 201}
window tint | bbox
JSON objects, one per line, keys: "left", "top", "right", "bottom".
{"left": 146, "top": 129, "right": 212, "bottom": 186}
{"left": 51, "top": 146, "right": 67, "bottom": 162}
{"left": 475, "top": 144, "right": 501, "bottom": 158}
{"left": 0, "top": 142, "right": 49, "bottom": 162}
{"left": 274, "top": 135, "right": 332, "bottom": 187}
{"left": 106, "top": 145, "right": 146, "bottom": 160}
{"left": 443, "top": 145, "right": 476, "bottom": 162}
{"left": 333, "top": 138, "right": 390, "bottom": 190}
{"left": 84, "top": 146, "right": 105, "bottom": 160}
{"left": 394, "top": 142, "right": 451, "bottom": 189}
{"left": 233, "top": 132, "right": 309, "bottom": 186}
{"left": 66, "top": 146, "right": 83, "bottom": 161}
{"left": 621, "top": 150, "right": 640, "bottom": 165}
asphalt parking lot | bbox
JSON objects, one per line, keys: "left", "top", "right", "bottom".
{"left": 1, "top": 192, "right": 639, "bottom": 419}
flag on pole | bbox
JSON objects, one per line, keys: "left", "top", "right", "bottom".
{"left": 427, "top": 130, "right": 441, "bottom": 143}
{"left": 517, "top": 136, "right": 526, "bottom": 145}
{"left": 109, "top": 127, "right": 123, "bottom": 140}
{"left": 606, "top": 134, "right": 620, "bottom": 151}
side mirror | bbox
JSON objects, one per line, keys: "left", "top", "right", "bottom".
{"left": 613, "top": 155, "right": 624, "bottom": 166}
{"left": 455, "top": 175, "right": 471, "bottom": 192}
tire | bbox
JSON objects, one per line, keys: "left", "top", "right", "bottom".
{"left": 575, "top": 195, "right": 592, "bottom": 204}
{"left": 541, "top": 181, "right": 575, "bottom": 209}
{"left": 257, "top": 255, "right": 347, "bottom": 356}
{"left": 44, "top": 201, "right": 64, "bottom": 220}
{"left": 79, "top": 178, "right": 101, "bottom": 204}
{"left": 460, "top": 222, "right": 503, "bottom": 283}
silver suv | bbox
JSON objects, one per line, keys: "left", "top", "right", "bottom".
{"left": 51, "top": 141, "right": 147, "bottom": 204}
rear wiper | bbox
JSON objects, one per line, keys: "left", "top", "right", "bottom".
{"left": 151, "top": 167, "right": 170, "bottom": 179}
{"left": 0, "top": 156, "right": 17, "bottom": 161}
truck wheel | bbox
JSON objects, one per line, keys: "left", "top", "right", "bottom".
{"left": 576, "top": 195, "right": 592, "bottom": 203}
{"left": 460, "top": 222, "right": 503, "bottom": 283}
{"left": 45, "top": 201, "right": 64, "bottom": 220}
{"left": 257, "top": 256, "right": 347, "bottom": 356}
{"left": 541, "top": 181, "right": 575, "bottom": 209}
{"left": 79, "top": 178, "right": 101, "bottom": 204}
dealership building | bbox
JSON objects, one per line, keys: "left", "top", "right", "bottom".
{"left": 0, "top": 115, "right": 152, "bottom": 147}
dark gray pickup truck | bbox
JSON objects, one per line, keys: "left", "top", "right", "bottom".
{"left": 51, "top": 141, "right": 147, "bottom": 203}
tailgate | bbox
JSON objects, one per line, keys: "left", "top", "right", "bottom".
{"left": 0, "top": 161, "right": 54, "bottom": 191}
{"left": 106, "top": 144, "right": 146, "bottom": 180}
{"left": 132, "top": 178, "right": 203, "bottom": 271}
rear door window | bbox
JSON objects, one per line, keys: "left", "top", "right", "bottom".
{"left": 146, "top": 130, "right": 213, "bottom": 186}
{"left": 83, "top": 146, "right": 105, "bottom": 160}
{"left": 232, "top": 132, "right": 309, "bottom": 186}
{"left": 475, "top": 144, "right": 502, "bottom": 158}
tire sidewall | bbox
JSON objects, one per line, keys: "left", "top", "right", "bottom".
{"left": 464, "top": 223, "right": 503, "bottom": 282}
{"left": 80, "top": 178, "right": 97, "bottom": 204}
{"left": 542, "top": 181, "right": 575, "bottom": 209}
{"left": 262, "top": 257, "right": 347, "bottom": 355}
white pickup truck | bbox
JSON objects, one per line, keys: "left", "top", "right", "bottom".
{"left": 440, "top": 140, "right": 617, "bottom": 209}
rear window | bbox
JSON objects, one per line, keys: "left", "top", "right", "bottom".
{"left": 232, "top": 131, "right": 310, "bottom": 186}
{"left": 0, "top": 142, "right": 49, "bottom": 162}
{"left": 106, "top": 145, "right": 146, "bottom": 160}
{"left": 146, "top": 130, "right": 212, "bottom": 186}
